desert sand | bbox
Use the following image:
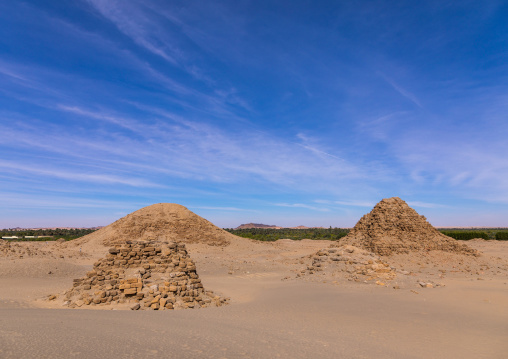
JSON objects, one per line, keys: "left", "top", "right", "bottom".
{"left": 1, "top": 201, "right": 507, "bottom": 358}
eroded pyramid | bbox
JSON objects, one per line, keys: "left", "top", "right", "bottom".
{"left": 339, "top": 197, "right": 477, "bottom": 256}
{"left": 72, "top": 203, "right": 238, "bottom": 248}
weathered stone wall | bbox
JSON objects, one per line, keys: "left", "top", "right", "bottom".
{"left": 63, "top": 240, "right": 228, "bottom": 310}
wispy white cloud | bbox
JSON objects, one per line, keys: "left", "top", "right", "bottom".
{"left": 375, "top": 107, "right": 508, "bottom": 204}
{"left": 189, "top": 206, "right": 254, "bottom": 212}
{"left": 0, "top": 60, "right": 72, "bottom": 100}
{"left": 333, "top": 200, "right": 375, "bottom": 207}
{"left": 0, "top": 192, "right": 141, "bottom": 210}
{"left": 1, "top": 102, "right": 366, "bottom": 195}
{"left": 0, "top": 160, "right": 162, "bottom": 188}
{"left": 57, "top": 105, "right": 148, "bottom": 134}
{"left": 407, "top": 201, "right": 448, "bottom": 209}
{"left": 0, "top": 66, "right": 28, "bottom": 81}
{"left": 275, "top": 203, "right": 330, "bottom": 212}
{"left": 378, "top": 72, "right": 423, "bottom": 108}
{"left": 295, "top": 133, "right": 345, "bottom": 161}
{"left": 315, "top": 199, "right": 375, "bottom": 207}
{"left": 86, "top": 0, "right": 179, "bottom": 65}
{"left": 83, "top": 0, "right": 253, "bottom": 119}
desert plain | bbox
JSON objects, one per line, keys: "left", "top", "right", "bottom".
{"left": 1, "top": 200, "right": 507, "bottom": 359}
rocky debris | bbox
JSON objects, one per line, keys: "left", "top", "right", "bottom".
{"left": 298, "top": 245, "right": 397, "bottom": 283}
{"left": 338, "top": 197, "right": 478, "bottom": 256}
{"left": 418, "top": 281, "right": 437, "bottom": 288}
{"left": 71, "top": 203, "right": 238, "bottom": 248}
{"left": 61, "top": 240, "right": 228, "bottom": 310}
{"left": 0, "top": 240, "right": 52, "bottom": 258}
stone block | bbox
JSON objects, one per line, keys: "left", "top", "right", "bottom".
{"left": 124, "top": 288, "right": 137, "bottom": 295}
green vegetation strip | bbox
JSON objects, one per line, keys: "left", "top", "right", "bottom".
{"left": 3, "top": 227, "right": 508, "bottom": 242}
{"left": 225, "top": 228, "right": 349, "bottom": 242}
{"left": 439, "top": 231, "right": 489, "bottom": 241}
{"left": 226, "top": 227, "right": 508, "bottom": 242}
{"left": 0, "top": 228, "right": 97, "bottom": 241}
{"left": 438, "top": 228, "right": 508, "bottom": 241}
{"left": 495, "top": 232, "right": 508, "bottom": 241}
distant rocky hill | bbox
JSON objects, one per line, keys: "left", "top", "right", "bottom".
{"left": 235, "top": 224, "right": 320, "bottom": 230}
{"left": 235, "top": 223, "right": 280, "bottom": 229}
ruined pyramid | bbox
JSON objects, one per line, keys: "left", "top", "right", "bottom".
{"left": 338, "top": 197, "right": 477, "bottom": 256}
{"left": 72, "top": 203, "right": 238, "bottom": 248}
{"left": 62, "top": 240, "right": 228, "bottom": 310}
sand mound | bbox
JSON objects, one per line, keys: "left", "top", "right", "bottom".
{"left": 58, "top": 240, "right": 228, "bottom": 310}
{"left": 72, "top": 203, "right": 238, "bottom": 249}
{"left": 338, "top": 197, "right": 477, "bottom": 256}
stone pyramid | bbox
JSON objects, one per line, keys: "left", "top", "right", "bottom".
{"left": 62, "top": 240, "right": 228, "bottom": 310}
{"left": 339, "top": 197, "right": 477, "bottom": 256}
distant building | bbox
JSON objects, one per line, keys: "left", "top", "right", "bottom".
{"left": 23, "top": 235, "right": 54, "bottom": 239}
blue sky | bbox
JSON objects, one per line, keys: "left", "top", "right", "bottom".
{"left": 1, "top": 0, "right": 508, "bottom": 228}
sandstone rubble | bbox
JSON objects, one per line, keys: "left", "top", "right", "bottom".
{"left": 61, "top": 240, "right": 228, "bottom": 310}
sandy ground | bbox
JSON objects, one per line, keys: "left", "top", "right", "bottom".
{"left": 1, "top": 238, "right": 507, "bottom": 358}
